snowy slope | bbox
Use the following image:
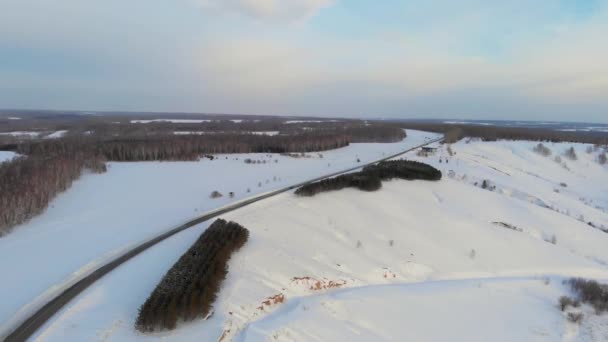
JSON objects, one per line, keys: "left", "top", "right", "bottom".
{"left": 32, "top": 138, "right": 608, "bottom": 341}
{"left": 0, "top": 130, "right": 438, "bottom": 333}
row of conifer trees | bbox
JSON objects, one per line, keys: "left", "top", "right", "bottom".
{"left": 135, "top": 219, "right": 249, "bottom": 332}
{"left": 295, "top": 160, "right": 441, "bottom": 197}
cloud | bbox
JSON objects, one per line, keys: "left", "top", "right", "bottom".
{"left": 194, "top": 0, "right": 333, "bottom": 22}
{"left": 1, "top": 0, "right": 607, "bottom": 122}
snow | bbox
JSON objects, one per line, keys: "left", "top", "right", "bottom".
{"left": 131, "top": 119, "right": 247, "bottom": 124}
{"left": 172, "top": 131, "right": 279, "bottom": 136}
{"left": 7, "top": 117, "right": 21, "bottom": 120}
{"left": 173, "top": 131, "right": 212, "bottom": 135}
{"left": 236, "top": 279, "right": 567, "bottom": 342}
{"left": 0, "top": 130, "right": 439, "bottom": 336}
{"left": 0, "top": 131, "right": 40, "bottom": 137}
{"left": 131, "top": 119, "right": 213, "bottom": 124}
{"left": 44, "top": 130, "right": 68, "bottom": 139}
{"left": 30, "top": 137, "right": 608, "bottom": 341}
{"left": 284, "top": 120, "right": 338, "bottom": 124}
{"left": 250, "top": 131, "right": 280, "bottom": 136}
{"left": 0, "top": 151, "right": 17, "bottom": 162}
{"left": 444, "top": 120, "right": 493, "bottom": 126}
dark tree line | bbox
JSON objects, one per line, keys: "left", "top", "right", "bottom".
{"left": 362, "top": 160, "right": 443, "bottom": 181}
{"left": 295, "top": 173, "right": 383, "bottom": 196}
{"left": 0, "top": 153, "right": 106, "bottom": 235}
{"left": 15, "top": 133, "right": 350, "bottom": 162}
{"left": 135, "top": 219, "right": 249, "bottom": 332}
{"left": 295, "top": 160, "right": 441, "bottom": 196}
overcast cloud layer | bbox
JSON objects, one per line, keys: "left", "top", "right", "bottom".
{"left": 0, "top": 0, "right": 607, "bottom": 122}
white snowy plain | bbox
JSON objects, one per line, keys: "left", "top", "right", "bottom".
{"left": 0, "top": 130, "right": 439, "bottom": 336}
{"left": 131, "top": 119, "right": 246, "bottom": 124}
{"left": 30, "top": 138, "right": 608, "bottom": 341}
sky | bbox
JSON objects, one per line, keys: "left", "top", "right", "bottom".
{"left": 0, "top": 0, "right": 607, "bottom": 122}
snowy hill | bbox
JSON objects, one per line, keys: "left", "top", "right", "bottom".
{"left": 32, "top": 138, "right": 608, "bottom": 341}
{"left": 0, "top": 130, "right": 438, "bottom": 335}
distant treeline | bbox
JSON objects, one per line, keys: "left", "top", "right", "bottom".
{"left": 17, "top": 133, "right": 350, "bottom": 161}
{"left": 392, "top": 122, "right": 608, "bottom": 144}
{"left": 295, "top": 160, "right": 441, "bottom": 196}
{"left": 135, "top": 219, "right": 249, "bottom": 332}
{"left": 0, "top": 153, "right": 106, "bottom": 236}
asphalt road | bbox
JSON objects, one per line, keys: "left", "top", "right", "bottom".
{"left": 4, "top": 136, "right": 443, "bottom": 342}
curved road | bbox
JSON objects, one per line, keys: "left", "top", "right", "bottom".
{"left": 4, "top": 136, "right": 443, "bottom": 342}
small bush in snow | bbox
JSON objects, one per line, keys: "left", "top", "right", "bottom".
{"left": 544, "top": 234, "right": 557, "bottom": 245}
{"left": 533, "top": 143, "right": 552, "bottom": 157}
{"left": 599, "top": 153, "right": 607, "bottom": 165}
{"left": 566, "top": 278, "right": 608, "bottom": 314}
{"left": 567, "top": 312, "right": 584, "bottom": 324}
{"left": 559, "top": 296, "right": 580, "bottom": 311}
{"left": 447, "top": 145, "right": 454, "bottom": 156}
{"left": 564, "top": 147, "right": 577, "bottom": 161}
{"left": 469, "top": 249, "right": 476, "bottom": 259}
{"left": 210, "top": 190, "right": 223, "bottom": 198}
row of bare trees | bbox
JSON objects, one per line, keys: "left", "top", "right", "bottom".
{"left": 135, "top": 219, "right": 249, "bottom": 332}
{"left": 0, "top": 153, "right": 106, "bottom": 235}
{"left": 16, "top": 133, "right": 350, "bottom": 162}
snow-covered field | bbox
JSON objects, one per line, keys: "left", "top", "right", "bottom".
{"left": 30, "top": 138, "right": 608, "bottom": 341}
{"left": 131, "top": 119, "right": 246, "bottom": 124}
{"left": 172, "top": 131, "right": 280, "bottom": 136}
{"left": 43, "top": 130, "right": 68, "bottom": 139}
{"left": 0, "top": 130, "right": 68, "bottom": 139}
{"left": 0, "top": 131, "right": 41, "bottom": 138}
{"left": 131, "top": 119, "right": 214, "bottom": 123}
{"left": 0, "top": 130, "right": 439, "bottom": 336}
{"left": 0, "top": 151, "right": 17, "bottom": 162}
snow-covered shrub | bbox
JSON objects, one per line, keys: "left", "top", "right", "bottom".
{"left": 210, "top": 190, "right": 223, "bottom": 198}
{"left": 564, "top": 147, "right": 577, "bottom": 161}
{"left": 565, "top": 278, "right": 608, "bottom": 314}
{"left": 599, "top": 152, "right": 607, "bottom": 165}
{"left": 559, "top": 296, "right": 580, "bottom": 311}
{"left": 567, "top": 312, "right": 584, "bottom": 324}
{"left": 544, "top": 234, "right": 557, "bottom": 245}
{"left": 533, "top": 143, "right": 552, "bottom": 157}
{"left": 135, "top": 219, "right": 249, "bottom": 332}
